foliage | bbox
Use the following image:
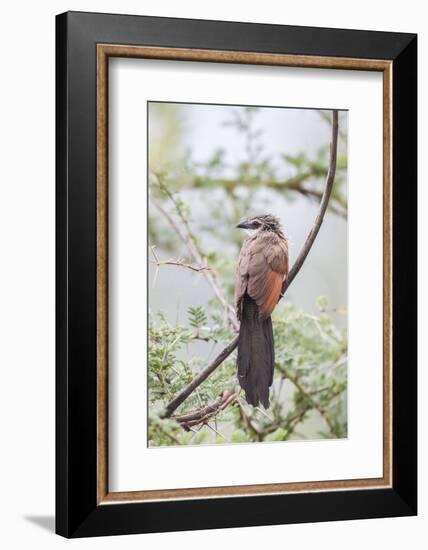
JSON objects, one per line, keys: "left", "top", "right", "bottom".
{"left": 148, "top": 300, "right": 347, "bottom": 446}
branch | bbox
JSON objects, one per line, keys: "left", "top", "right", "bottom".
{"left": 237, "top": 398, "right": 264, "bottom": 441}
{"left": 288, "top": 184, "right": 346, "bottom": 219}
{"left": 318, "top": 110, "right": 347, "bottom": 141}
{"left": 150, "top": 419, "right": 182, "bottom": 445}
{"left": 151, "top": 176, "right": 239, "bottom": 331}
{"left": 182, "top": 160, "right": 347, "bottom": 216}
{"left": 150, "top": 258, "right": 212, "bottom": 273}
{"left": 171, "top": 389, "right": 237, "bottom": 429}
{"left": 282, "top": 405, "right": 312, "bottom": 435}
{"left": 162, "top": 336, "right": 239, "bottom": 418}
{"left": 150, "top": 194, "right": 195, "bottom": 259}
{"left": 283, "top": 371, "right": 340, "bottom": 437}
{"left": 162, "top": 110, "right": 339, "bottom": 418}
{"left": 281, "top": 110, "right": 338, "bottom": 295}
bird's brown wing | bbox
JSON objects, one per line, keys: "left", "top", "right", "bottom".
{"left": 235, "top": 231, "right": 289, "bottom": 320}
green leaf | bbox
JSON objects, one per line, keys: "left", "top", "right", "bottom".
{"left": 193, "top": 431, "right": 208, "bottom": 445}
{"left": 180, "top": 432, "right": 194, "bottom": 445}
{"left": 317, "top": 295, "right": 329, "bottom": 309}
{"left": 231, "top": 429, "right": 250, "bottom": 443}
{"left": 188, "top": 305, "right": 208, "bottom": 329}
{"left": 265, "top": 428, "right": 288, "bottom": 441}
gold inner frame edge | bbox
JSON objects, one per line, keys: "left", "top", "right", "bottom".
{"left": 96, "top": 44, "right": 393, "bottom": 505}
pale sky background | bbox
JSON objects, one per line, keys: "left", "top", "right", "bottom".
{"left": 149, "top": 104, "right": 348, "bottom": 334}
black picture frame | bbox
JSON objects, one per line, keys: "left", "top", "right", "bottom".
{"left": 56, "top": 11, "right": 417, "bottom": 538}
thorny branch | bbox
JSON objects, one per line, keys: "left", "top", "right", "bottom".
{"left": 237, "top": 399, "right": 264, "bottom": 441}
{"left": 172, "top": 389, "right": 237, "bottom": 430}
{"left": 150, "top": 175, "right": 239, "bottom": 331}
{"left": 162, "top": 336, "right": 239, "bottom": 418}
{"left": 150, "top": 245, "right": 211, "bottom": 290}
{"left": 282, "top": 371, "right": 339, "bottom": 437}
{"left": 150, "top": 258, "right": 212, "bottom": 273}
{"left": 161, "top": 110, "right": 339, "bottom": 420}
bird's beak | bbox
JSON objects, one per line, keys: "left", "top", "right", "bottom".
{"left": 236, "top": 221, "right": 253, "bottom": 229}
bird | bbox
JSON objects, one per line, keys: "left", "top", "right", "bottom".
{"left": 235, "top": 214, "right": 289, "bottom": 408}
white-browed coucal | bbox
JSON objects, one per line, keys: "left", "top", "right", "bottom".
{"left": 235, "top": 214, "right": 289, "bottom": 408}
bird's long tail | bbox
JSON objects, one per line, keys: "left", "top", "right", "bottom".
{"left": 237, "top": 294, "right": 274, "bottom": 408}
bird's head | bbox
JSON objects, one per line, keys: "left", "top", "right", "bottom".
{"left": 236, "top": 214, "right": 282, "bottom": 234}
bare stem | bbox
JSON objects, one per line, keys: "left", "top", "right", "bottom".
{"left": 150, "top": 258, "right": 212, "bottom": 273}
{"left": 150, "top": 175, "right": 239, "bottom": 331}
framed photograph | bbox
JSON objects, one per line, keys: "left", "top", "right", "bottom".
{"left": 56, "top": 11, "right": 417, "bottom": 538}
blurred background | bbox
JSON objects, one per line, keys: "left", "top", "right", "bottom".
{"left": 148, "top": 103, "right": 348, "bottom": 447}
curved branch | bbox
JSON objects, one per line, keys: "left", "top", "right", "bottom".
{"left": 162, "top": 110, "right": 339, "bottom": 418}
{"left": 281, "top": 110, "right": 338, "bottom": 295}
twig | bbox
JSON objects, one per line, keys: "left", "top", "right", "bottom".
{"left": 151, "top": 421, "right": 182, "bottom": 446}
{"left": 187, "top": 427, "right": 198, "bottom": 434}
{"left": 283, "top": 371, "right": 339, "bottom": 437}
{"left": 192, "top": 331, "right": 218, "bottom": 343}
{"left": 159, "top": 177, "right": 238, "bottom": 328}
{"left": 237, "top": 399, "right": 263, "bottom": 441}
{"left": 150, "top": 258, "right": 212, "bottom": 273}
{"left": 171, "top": 389, "right": 237, "bottom": 429}
{"left": 283, "top": 405, "right": 312, "bottom": 434}
{"left": 162, "top": 336, "right": 239, "bottom": 418}
{"left": 162, "top": 110, "right": 339, "bottom": 418}
{"left": 150, "top": 176, "right": 239, "bottom": 331}
{"left": 187, "top": 171, "right": 346, "bottom": 216}
{"left": 255, "top": 407, "right": 275, "bottom": 422}
{"left": 288, "top": 184, "right": 346, "bottom": 218}
{"left": 205, "top": 422, "right": 230, "bottom": 443}
{"left": 150, "top": 195, "right": 194, "bottom": 258}
{"left": 259, "top": 404, "right": 311, "bottom": 438}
